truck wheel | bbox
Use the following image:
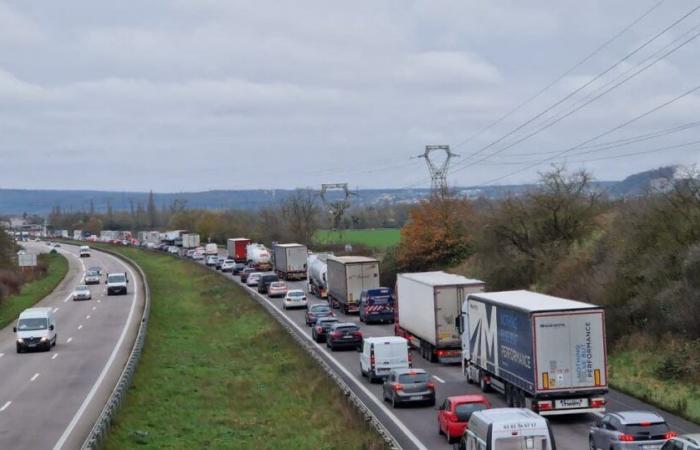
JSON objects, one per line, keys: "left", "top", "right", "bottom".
{"left": 505, "top": 384, "right": 513, "bottom": 406}
{"left": 479, "top": 372, "right": 491, "bottom": 393}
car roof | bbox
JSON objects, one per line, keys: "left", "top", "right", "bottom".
{"left": 448, "top": 394, "right": 489, "bottom": 404}
{"left": 331, "top": 322, "right": 357, "bottom": 327}
{"left": 309, "top": 303, "right": 330, "bottom": 309}
{"left": 19, "top": 307, "right": 52, "bottom": 318}
{"left": 610, "top": 411, "right": 666, "bottom": 424}
{"left": 364, "top": 336, "right": 407, "bottom": 344}
{"left": 317, "top": 316, "right": 338, "bottom": 322}
{"left": 392, "top": 368, "right": 427, "bottom": 375}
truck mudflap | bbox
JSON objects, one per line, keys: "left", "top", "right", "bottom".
{"left": 534, "top": 396, "right": 607, "bottom": 416}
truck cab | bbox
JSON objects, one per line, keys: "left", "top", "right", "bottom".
{"left": 358, "top": 287, "right": 394, "bottom": 324}
{"left": 106, "top": 272, "right": 129, "bottom": 295}
{"left": 14, "top": 308, "right": 57, "bottom": 352}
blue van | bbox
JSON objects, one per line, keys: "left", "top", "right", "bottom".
{"left": 358, "top": 287, "right": 394, "bottom": 324}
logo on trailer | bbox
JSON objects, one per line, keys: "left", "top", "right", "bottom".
{"left": 469, "top": 302, "right": 499, "bottom": 370}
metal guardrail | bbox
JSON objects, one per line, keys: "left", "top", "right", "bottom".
{"left": 230, "top": 274, "right": 401, "bottom": 449}
{"left": 80, "top": 247, "right": 151, "bottom": 450}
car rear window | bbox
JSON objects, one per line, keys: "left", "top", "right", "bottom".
{"left": 288, "top": 291, "right": 304, "bottom": 297}
{"left": 398, "top": 372, "right": 429, "bottom": 383}
{"left": 335, "top": 326, "right": 358, "bottom": 333}
{"left": 311, "top": 305, "right": 330, "bottom": 312}
{"left": 454, "top": 403, "right": 489, "bottom": 422}
{"left": 623, "top": 422, "right": 669, "bottom": 438}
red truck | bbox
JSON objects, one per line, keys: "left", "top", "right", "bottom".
{"left": 226, "top": 238, "right": 250, "bottom": 263}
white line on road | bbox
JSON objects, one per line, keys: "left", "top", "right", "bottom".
{"left": 52, "top": 354, "right": 58, "bottom": 360}
{"left": 53, "top": 252, "right": 139, "bottom": 450}
{"left": 66, "top": 337, "right": 72, "bottom": 343}
{"left": 53, "top": 307, "right": 59, "bottom": 313}
{"left": 77, "top": 325, "right": 83, "bottom": 330}
{"left": 30, "top": 373, "right": 39, "bottom": 382}
{"left": 97, "top": 299, "right": 101, "bottom": 303}
{"left": 432, "top": 375, "right": 445, "bottom": 384}
{"left": 0, "top": 353, "right": 4, "bottom": 359}
{"left": 86, "top": 315, "right": 90, "bottom": 320}
{"left": 0, "top": 401, "right": 11, "bottom": 412}
{"left": 92, "top": 307, "right": 96, "bottom": 311}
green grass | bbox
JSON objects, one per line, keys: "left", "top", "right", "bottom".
{"left": 0, "top": 253, "right": 68, "bottom": 328}
{"left": 314, "top": 229, "right": 401, "bottom": 249}
{"left": 101, "top": 246, "right": 387, "bottom": 450}
{"left": 609, "top": 349, "right": 700, "bottom": 424}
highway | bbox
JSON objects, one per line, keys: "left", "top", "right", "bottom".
{"left": 204, "top": 250, "right": 700, "bottom": 450}
{"left": 0, "top": 242, "right": 145, "bottom": 450}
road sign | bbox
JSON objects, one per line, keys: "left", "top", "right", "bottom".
{"left": 18, "top": 253, "right": 37, "bottom": 267}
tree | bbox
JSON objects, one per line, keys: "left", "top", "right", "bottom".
{"left": 280, "top": 190, "right": 320, "bottom": 245}
{"left": 147, "top": 191, "right": 158, "bottom": 228}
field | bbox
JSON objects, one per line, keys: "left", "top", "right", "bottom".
{"left": 609, "top": 347, "right": 700, "bottom": 424}
{"left": 314, "top": 229, "right": 401, "bottom": 249}
{"left": 102, "top": 247, "right": 387, "bottom": 450}
{"left": 0, "top": 253, "right": 68, "bottom": 328}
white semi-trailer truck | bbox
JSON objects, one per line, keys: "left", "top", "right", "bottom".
{"left": 246, "top": 243, "right": 272, "bottom": 270}
{"left": 181, "top": 233, "right": 201, "bottom": 249}
{"left": 273, "top": 243, "right": 308, "bottom": 280}
{"left": 395, "top": 272, "right": 485, "bottom": 364}
{"left": 307, "top": 253, "right": 331, "bottom": 298}
{"left": 326, "top": 256, "right": 379, "bottom": 314}
{"left": 457, "top": 290, "right": 608, "bottom": 416}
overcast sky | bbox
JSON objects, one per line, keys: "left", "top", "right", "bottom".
{"left": 1, "top": 0, "right": 698, "bottom": 192}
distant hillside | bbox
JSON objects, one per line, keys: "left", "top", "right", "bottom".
{"left": 0, "top": 166, "right": 684, "bottom": 215}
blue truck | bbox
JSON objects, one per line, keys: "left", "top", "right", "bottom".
{"left": 358, "top": 287, "right": 394, "bottom": 324}
{"left": 457, "top": 290, "right": 608, "bottom": 416}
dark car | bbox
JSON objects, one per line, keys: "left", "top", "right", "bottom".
{"left": 305, "top": 304, "right": 334, "bottom": 326}
{"left": 326, "top": 323, "right": 362, "bottom": 351}
{"left": 312, "top": 317, "right": 340, "bottom": 343}
{"left": 240, "top": 268, "right": 256, "bottom": 283}
{"left": 382, "top": 368, "right": 435, "bottom": 408}
{"left": 215, "top": 257, "right": 225, "bottom": 270}
{"left": 232, "top": 262, "right": 246, "bottom": 275}
{"left": 590, "top": 411, "right": 677, "bottom": 450}
{"left": 257, "top": 273, "right": 279, "bottom": 294}
{"left": 358, "top": 287, "right": 394, "bottom": 324}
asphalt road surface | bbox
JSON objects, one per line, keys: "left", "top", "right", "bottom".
{"left": 203, "top": 250, "right": 700, "bottom": 450}
{"left": 0, "top": 242, "right": 145, "bottom": 450}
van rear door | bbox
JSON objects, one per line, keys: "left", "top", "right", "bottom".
{"left": 373, "top": 341, "right": 409, "bottom": 372}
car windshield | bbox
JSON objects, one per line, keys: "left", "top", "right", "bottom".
{"left": 76, "top": 285, "right": 89, "bottom": 291}
{"left": 224, "top": 260, "right": 234, "bottom": 264}
{"left": 270, "top": 282, "right": 285, "bottom": 288}
{"left": 86, "top": 270, "right": 99, "bottom": 276}
{"left": 454, "top": 403, "right": 489, "bottom": 422}
{"left": 398, "top": 372, "right": 430, "bottom": 383}
{"left": 108, "top": 275, "right": 126, "bottom": 283}
{"left": 311, "top": 305, "right": 330, "bottom": 313}
{"left": 288, "top": 291, "right": 304, "bottom": 297}
{"left": 367, "top": 297, "right": 390, "bottom": 305}
{"left": 494, "top": 437, "right": 550, "bottom": 450}
{"left": 18, "top": 318, "right": 48, "bottom": 331}
{"left": 319, "top": 319, "right": 339, "bottom": 326}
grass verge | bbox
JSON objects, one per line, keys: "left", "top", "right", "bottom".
{"left": 0, "top": 252, "right": 68, "bottom": 328}
{"left": 101, "top": 246, "right": 387, "bottom": 450}
{"left": 314, "top": 229, "right": 401, "bottom": 249}
{"left": 609, "top": 346, "right": 700, "bottom": 424}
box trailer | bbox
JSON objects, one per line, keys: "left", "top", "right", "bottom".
{"left": 396, "top": 272, "right": 485, "bottom": 364}
{"left": 273, "top": 243, "right": 308, "bottom": 280}
{"left": 181, "top": 233, "right": 200, "bottom": 249}
{"left": 326, "top": 256, "right": 379, "bottom": 314}
{"left": 458, "top": 290, "right": 608, "bottom": 416}
{"left": 227, "top": 238, "right": 250, "bottom": 263}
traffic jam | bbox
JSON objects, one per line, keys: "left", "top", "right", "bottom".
{"left": 152, "top": 233, "right": 689, "bottom": 450}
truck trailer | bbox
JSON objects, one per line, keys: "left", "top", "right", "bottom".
{"left": 273, "top": 243, "right": 308, "bottom": 280}
{"left": 307, "top": 253, "right": 331, "bottom": 298}
{"left": 181, "top": 233, "right": 201, "bottom": 249}
{"left": 326, "top": 256, "right": 379, "bottom": 314}
{"left": 246, "top": 243, "right": 272, "bottom": 270}
{"left": 395, "top": 272, "right": 485, "bottom": 364}
{"left": 458, "top": 290, "right": 608, "bottom": 416}
{"left": 227, "top": 238, "right": 250, "bottom": 263}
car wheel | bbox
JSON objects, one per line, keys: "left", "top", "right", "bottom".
{"left": 438, "top": 422, "right": 444, "bottom": 436}
{"left": 16, "top": 343, "right": 22, "bottom": 354}
{"left": 588, "top": 437, "right": 595, "bottom": 450}
{"left": 391, "top": 394, "right": 397, "bottom": 409}
{"left": 359, "top": 315, "right": 364, "bottom": 322}
{"left": 479, "top": 372, "right": 491, "bottom": 393}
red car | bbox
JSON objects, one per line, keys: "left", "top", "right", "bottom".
{"left": 437, "top": 394, "right": 491, "bottom": 443}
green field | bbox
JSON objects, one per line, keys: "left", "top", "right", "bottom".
{"left": 314, "top": 229, "right": 401, "bottom": 249}
{"left": 609, "top": 348, "right": 700, "bottom": 423}
{"left": 0, "top": 253, "right": 68, "bottom": 328}
{"left": 101, "top": 246, "right": 386, "bottom": 450}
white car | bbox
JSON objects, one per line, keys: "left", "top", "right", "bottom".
{"left": 206, "top": 255, "right": 218, "bottom": 266}
{"left": 246, "top": 272, "right": 262, "bottom": 287}
{"left": 168, "top": 246, "right": 180, "bottom": 255}
{"left": 192, "top": 251, "right": 204, "bottom": 260}
{"left": 221, "top": 259, "right": 236, "bottom": 272}
{"left": 283, "top": 289, "right": 308, "bottom": 310}
{"left": 73, "top": 285, "right": 92, "bottom": 301}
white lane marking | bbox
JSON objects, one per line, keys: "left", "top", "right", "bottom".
{"left": 64, "top": 297, "right": 68, "bottom": 303}
{"left": 66, "top": 337, "right": 72, "bottom": 343}
{"left": 86, "top": 315, "right": 91, "bottom": 320}
{"left": 247, "top": 284, "right": 428, "bottom": 450}
{"left": 0, "top": 401, "right": 11, "bottom": 412}
{"left": 30, "top": 373, "right": 39, "bottom": 382}
{"left": 77, "top": 325, "right": 83, "bottom": 330}
{"left": 92, "top": 307, "right": 96, "bottom": 311}
{"left": 97, "top": 299, "right": 101, "bottom": 303}
{"left": 0, "top": 353, "right": 4, "bottom": 358}
{"left": 432, "top": 375, "right": 445, "bottom": 384}
{"left": 53, "top": 251, "right": 139, "bottom": 450}
{"left": 53, "top": 307, "right": 59, "bottom": 313}
{"left": 52, "top": 354, "right": 58, "bottom": 360}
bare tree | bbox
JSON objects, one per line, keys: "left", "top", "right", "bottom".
{"left": 281, "top": 189, "right": 320, "bottom": 245}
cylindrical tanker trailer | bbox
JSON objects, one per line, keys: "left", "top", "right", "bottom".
{"left": 307, "top": 252, "right": 332, "bottom": 298}
{"left": 246, "top": 243, "right": 272, "bottom": 270}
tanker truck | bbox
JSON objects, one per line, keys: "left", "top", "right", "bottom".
{"left": 246, "top": 243, "right": 272, "bottom": 270}
{"left": 307, "top": 253, "right": 332, "bottom": 298}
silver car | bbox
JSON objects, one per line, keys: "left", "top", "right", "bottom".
{"left": 84, "top": 270, "right": 101, "bottom": 285}
{"left": 73, "top": 285, "right": 92, "bottom": 301}
{"left": 661, "top": 435, "right": 700, "bottom": 450}
{"left": 590, "top": 411, "right": 676, "bottom": 450}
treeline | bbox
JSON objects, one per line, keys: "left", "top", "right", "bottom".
{"left": 389, "top": 167, "right": 700, "bottom": 379}
{"left": 0, "top": 231, "right": 50, "bottom": 302}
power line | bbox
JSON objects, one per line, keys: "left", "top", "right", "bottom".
{"left": 481, "top": 82, "right": 700, "bottom": 185}
{"left": 452, "top": 0, "right": 668, "bottom": 149}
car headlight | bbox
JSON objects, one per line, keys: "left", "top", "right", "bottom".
{"left": 40, "top": 337, "right": 48, "bottom": 342}
{"left": 17, "top": 338, "right": 24, "bottom": 344}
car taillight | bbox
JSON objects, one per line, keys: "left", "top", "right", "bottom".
{"left": 331, "top": 331, "right": 341, "bottom": 338}
{"left": 590, "top": 397, "right": 606, "bottom": 408}
{"left": 354, "top": 331, "right": 363, "bottom": 337}
{"left": 316, "top": 326, "right": 323, "bottom": 333}
{"left": 536, "top": 400, "right": 553, "bottom": 411}
{"left": 426, "top": 381, "right": 435, "bottom": 390}
{"left": 665, "top": 432, "right": 678, "bottom": 439}
{"left": 619, "top": 434, "right": 635, "bottom": 442}
{"left": 392, "top": 383, "right": 403, "bottom": 392}
{"left": 370, "top": 355, "right": 375, "bottom": 366}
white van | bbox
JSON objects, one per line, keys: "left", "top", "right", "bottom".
{"left": 360, "top": 336, "right": 410, "bottom": 383}
{"left": 79, "top": 245, "right": 91, "bottom": 257}
{"left": 457, "top": 408, "right": 556, "bottom": 450}
{"left": 14, "top": 307, "right": 57, "bottom": 353}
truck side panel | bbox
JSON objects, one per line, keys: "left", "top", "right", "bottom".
{"left": 396, "top": 277, "right": 437, "bottom": 344}
{"left": 533, "top": 311, "right": 607, "bottom": 392}
{"left": 327, "top": 259, "right": 348, "bottom": 303}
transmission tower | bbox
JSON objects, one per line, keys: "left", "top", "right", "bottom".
{"left": 320, "top": 183, "right": 354, "bottom": 231}
{"left": 418, "top": 145, "right": 458, "bottom": 196}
